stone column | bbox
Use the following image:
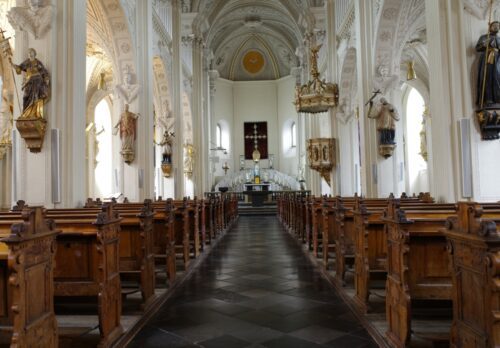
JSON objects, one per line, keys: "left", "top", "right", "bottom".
{"left": 11, "top": 0, "right": 86, "bottom": 207}
{"left": 354, "top": 0, "right": 377, "bottom": 198}
{"left": 424, "top": 0, "right": 470, "bottom": 202}
{"left": 134, "top": 0, "right": 154, "bottom": 201}
{"left": 208, "top": 69, "right": 219, "bottom": 191}
{"left": 326, "top": 0, "right": 339, "bottom": 196}
{"left": 171, "top": 0, "right": 185, "bottom": 198}
{"left": 190, "top": 37, "right": 204, "bottom": 197}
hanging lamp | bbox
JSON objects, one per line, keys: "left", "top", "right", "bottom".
{"left": 294, "top": 45, "right": 339, "bottom": 114}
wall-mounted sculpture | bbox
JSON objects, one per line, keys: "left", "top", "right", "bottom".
{"left": 307, "top": 138, "right": 336, "bottom": 186}
{"left": 475, "top": 21, "right": 500, "bottom": 140}
{"left": 7, "top": 0, "right": 53, "bottom": 40}
{"left": 157, "top": 130, "right": 174, "bottom": 177}
{"left": 10, "top": 48, "right": 50, "bottom": 153}
{"left": 367, "top": 97, "right": 400, "bottom": 158}
{"left": 115, "top": 66, "right": 142, "bottom": 104}
{"left": 113, "top": 104, "right": 138, "bottom": 164}
{"left": 184, "top": 144, "right": 195, "bottom": 179}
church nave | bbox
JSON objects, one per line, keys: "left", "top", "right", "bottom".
{"left": 129, "top": 216, "right": 377, "bottom": 348}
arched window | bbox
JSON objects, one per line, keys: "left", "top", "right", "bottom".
{"left": 216, "top": 123, "right": 222, "bottom": 148}
{"left": 94, "top": 99, "right": 113, "bottom": 197}
{"left": 405, "top": 87, "right": 428, "bottom": 193}
{"left": 291, "top": 122, "right": 297, "bottom": 148}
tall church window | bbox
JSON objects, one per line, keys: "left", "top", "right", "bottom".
{"left": 405, "top": 87, "right": 428, "bottom": 193}
{"left": 94, "top": 99, "right": 113, "bottom": 197}
{"left": 291, "top": 122, "right": 297, "bottom": 148}
{"left": 216, "top": 123, "right": 222, "bottom": 148}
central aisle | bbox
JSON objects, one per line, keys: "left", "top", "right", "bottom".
{"left": 130, "top": 216, "right": 377, "bottom": 348}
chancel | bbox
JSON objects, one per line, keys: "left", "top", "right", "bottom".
{"left": 0, "top": 1, "right": 498, "bottom": 347}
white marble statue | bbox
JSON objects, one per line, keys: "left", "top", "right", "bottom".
{"left": 115, "top": 66, "right": 142, "bottom": 104}
{"left": 7, "top": 0, "right": 53, "bottom": 39}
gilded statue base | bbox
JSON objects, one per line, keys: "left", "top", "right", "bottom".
{"left": 161, "top": 162, "right": 172, "bottom": 178}
{"left": 16, "top": 117, "right": 47, "bottom": 153}
{"left": 379, "top": 144, "right": 396, "bottom": 158}
{"left": 120, "top": 149, "right": 135, "bottom": 164}
{"left": 476, "top": 108, "right": 500, "bottom": 140}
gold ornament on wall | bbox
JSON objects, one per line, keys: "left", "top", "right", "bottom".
{"left": 294, "top": 45, "right": 339, "bottom": 114}
{"left": 307, "top": 138, "right": 336, "bottom": 186}
{"left": 406, "top": 61, "right": 417, "bottom": 81}
{"left": 184, "top": 143, "right": 195, "bottom": 178}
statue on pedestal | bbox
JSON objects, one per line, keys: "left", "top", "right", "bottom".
{"left": 114, "top": 104, "right": 138, "bottom": 164}
{"left": 10, "top": 48, "right": 50, "bottom": 152}
{"left": 11, "top": 48, "right": 49, "bottom": 119}
{"left": 156, "top": 130, "right": 174, "bottom": 177}
{"left": 475, "top": 21, "right": 500, "bottom": 140}
{"left": 368, "top": 97, "right": 400, "bottom": 158}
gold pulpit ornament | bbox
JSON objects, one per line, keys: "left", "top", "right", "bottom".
{"left": 307, "top": 138, "right": 336, "bottom": 186}
{"left": 294, "top": 45, "right": 339, "bottom": 114}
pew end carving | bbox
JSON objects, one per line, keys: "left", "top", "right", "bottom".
{"left": 1, "top": 206, "right": 60, "bottom": 347}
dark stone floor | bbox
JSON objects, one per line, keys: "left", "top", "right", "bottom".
{"left": 129, "top": 216, "right": 378, "bottom": 348}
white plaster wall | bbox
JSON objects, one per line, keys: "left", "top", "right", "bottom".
{"left": 276, "top": 76, "right": 298, "bottom": 177}
{"left": 213, "top": 77, "right": 298, "bottom": 183}
{"left": 213, "top": 79, "right": 234, "bottom": 181}
{"left": 232, "top": 80, "right": 279, "bottom": 172}
{"left": 338, "top": 118, "right": 360, "bottom": 196}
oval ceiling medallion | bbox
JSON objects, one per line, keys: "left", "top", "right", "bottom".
{"left": 242, "top": 50, "right": 265, "bottom": 74}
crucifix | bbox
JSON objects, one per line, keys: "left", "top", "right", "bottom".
{"left": 245, "top": 123, "right": 267, "bottom": 150}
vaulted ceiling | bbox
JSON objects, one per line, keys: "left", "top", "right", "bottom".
{"left": 192, "top": 0, "right": 324, "bottom": 81}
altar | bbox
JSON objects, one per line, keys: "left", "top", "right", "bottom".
{"left": 244, "top": 183, "right": 270, "bottom": 191}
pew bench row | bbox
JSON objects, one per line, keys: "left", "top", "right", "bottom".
{"left": 0, "top": 193, "right": 239, "bottom": 347}
{"left": 277, "top": 193, "right": 499, "bottom": 348}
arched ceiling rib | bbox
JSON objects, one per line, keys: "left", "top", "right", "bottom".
{"left": 193, "top": 0, "right": 322, "bottom": 81}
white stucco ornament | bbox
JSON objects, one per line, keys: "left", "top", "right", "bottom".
{"left": 463, "top": 0, "right": 500, "bottom": 20}
{"left": 7, "top": 0, "right": 53, "bottom": 39}
{"left": 115, "top": 66, "right": 142, "bottom": 104}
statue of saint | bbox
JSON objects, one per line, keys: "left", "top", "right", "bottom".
{"left": 10, "top": 48, "right": 50, "bottom": 119}
{"left": 368, "top": 97, "right": 400, "bottom": 145}
{"left": 113, "top": 104, "right": 139, "bottom": 164}
{"left": 7, "top": 0, "right": 53, "bottom": 39}
{"left": 157, "top": 130, "right": 174, "bottom": 165}
{"left": 115, "top": 67, "right": 142, "bottom": 104}
{"left": 476, "top": 21, "right": 500, "bottom": 108}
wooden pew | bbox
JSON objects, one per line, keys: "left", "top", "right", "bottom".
{"left": 334, "top": 197, "right": 357, "bottom": 285}
{"left": 0, "top": 207, "right": 59, "bottom": 347}
{"left": 384, "top": 200, "right": 456, "bottom": 348}
{"left": 0, "top": 204, "right": 123, "bottom": 347}
{"left": 9, "top": 200, "right": 159, "bottom": 308}
{"left": 352, "top": 199, "right": 387, "bottom": 312}
{"left": 445, "top": 202, "right": 500, "bottom": 348}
